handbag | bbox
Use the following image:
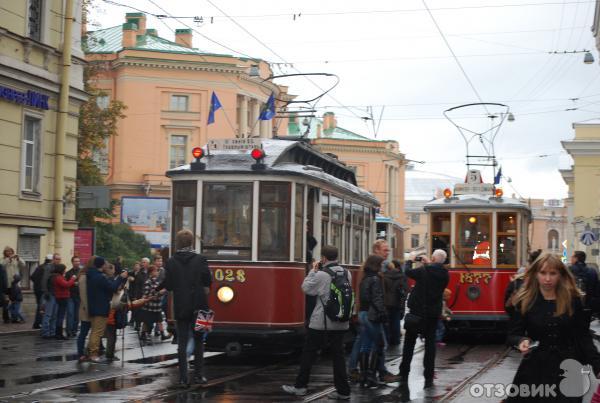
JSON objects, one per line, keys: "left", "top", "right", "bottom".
{"left": 194, "top": 309, "right": 215, "bottom": 333}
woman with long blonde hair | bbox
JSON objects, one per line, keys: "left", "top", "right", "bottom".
{"left": 507, "top": 253, "right": 600, "bottom": 402}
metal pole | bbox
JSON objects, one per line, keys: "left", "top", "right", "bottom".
{"left": 53, "top": 0, "right": 74, "bottom": 254}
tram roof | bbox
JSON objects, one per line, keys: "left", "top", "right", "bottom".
{"left": 424, "top": 193, "right": 531, "bottom": 213}
{"left": 167, "top": 139, "right": 379, "bottom": 205}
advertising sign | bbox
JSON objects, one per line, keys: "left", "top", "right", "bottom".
{"left": 74, "top": 228, "right": 95, "bottom": 264}
{"left": 121, "top": 197, "right": 170, "bottom": 248}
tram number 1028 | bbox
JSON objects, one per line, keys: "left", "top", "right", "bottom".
{"left": 212, "top": 268, "right": 246, "bottom": 283}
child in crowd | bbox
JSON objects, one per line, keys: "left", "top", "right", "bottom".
{"left": 436, "top": 288, "right": 452, "bottom": 347}
{"left": 8, "top": 274, "right": 24, "bottom": 323}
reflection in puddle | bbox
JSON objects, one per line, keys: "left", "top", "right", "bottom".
{"left": 0, "top": 370, "right": 81, "bottom": 387}
{"left": 63, "top": 373, "right": 167, "bottom": 394}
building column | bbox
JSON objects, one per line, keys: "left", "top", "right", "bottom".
{"left": 251, "top": 100, "right": 260, "bottom": 137}
{"left": 259, "top": 118, "right": 268, "bottom": 138}
{"left": 239, "top": 95, "right": 248, "bottom": 138}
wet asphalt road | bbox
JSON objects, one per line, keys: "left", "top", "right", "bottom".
{"left": 0, "top": 326, "right": 519, "bottom": 402}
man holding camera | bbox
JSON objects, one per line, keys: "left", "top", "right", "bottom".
{"left": 397, "top": 249, "right": 449, "bottom": 389}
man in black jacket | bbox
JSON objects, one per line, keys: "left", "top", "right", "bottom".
{"left": 397, "top": 249, "right": 449, "bottom": 389}
{"left": 161, "top": 229, "right": 211, "bottom": 388}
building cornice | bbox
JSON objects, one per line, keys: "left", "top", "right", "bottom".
{"left": 314, "top": 143, "right": 405, "bottom": 161}
{"left": 561, "top": 140, "right": 600, "bottom": 156}
{"left": 559, "top": 168, "right": 574, "bottom": 184}
{"left": 108, "top": 57, "right": 245, "bottom": 75}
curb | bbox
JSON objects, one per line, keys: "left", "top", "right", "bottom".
{"left": 0, "top": 328, "right": 39, "bottom": 336}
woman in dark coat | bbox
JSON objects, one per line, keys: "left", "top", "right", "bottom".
{"left": 507, "top": 253, "right": 600, "bottom": 402}
{"left": 357, "top": 254, "right": 386, "bottom": 388}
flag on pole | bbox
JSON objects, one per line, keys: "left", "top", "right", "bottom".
{"left": 207, "top": 92, "right": 222, "bottom": 125}
{"left": 494, "top": 166, "right": 502, "bottom": 185}
{"left": 259, "top": 93, "right": 275, "bottom": 121}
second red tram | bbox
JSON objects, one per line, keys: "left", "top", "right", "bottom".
{"left": 424, "top": 169, "right": 531, "bottom": 332}
{"left": 166, "top": 138, "right": 379, "bottom": 355}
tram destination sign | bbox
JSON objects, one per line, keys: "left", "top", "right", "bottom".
{"left": 208, "top": 138, "right": 261, "bottom": 151}
{"left": 454, "top": 183, "right": 494, "bottom": 196}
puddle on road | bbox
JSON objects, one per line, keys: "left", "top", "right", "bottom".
{"left": 61, "top": 373, "right": 167, "bottom": 394}
{"left": 36, "top": 354, "right": 80, "bottom": 362}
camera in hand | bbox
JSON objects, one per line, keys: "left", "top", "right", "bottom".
{"left": 415, "top": 256, "right": 423, "bottom": 262}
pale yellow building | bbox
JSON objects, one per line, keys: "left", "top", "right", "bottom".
{"left": 561, "top": 121, "right": 600, "bottom": 267}
{"left": 0, "top": 0, "right": 86, "bottom": 286}
{"left": 528, "top": 198, "right": 568, "bottom": 256}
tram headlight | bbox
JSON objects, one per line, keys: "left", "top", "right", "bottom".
{"left": 217, "top": 286, "right": 234, "bottom": 303}
{"left": 443, "top": 188, "right": 452, "bottom": 199}
{"left": 468, "top": 216, "right": 477, "bottom": 224}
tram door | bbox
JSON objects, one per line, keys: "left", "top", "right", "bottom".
{"left": 305, "top": 187, "right": 318, "bottom": 325}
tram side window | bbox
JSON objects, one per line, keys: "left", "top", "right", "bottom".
{"left": 497, "top": 213, "right": 518, "bottom": 266}
{"left": 321, "top": 192, "right": 330, "bottom": 247}
{"left": 294, "top": 184, "right": 305, "bottom": 262}
{"left": 344, "top": 201, "right": 352, "bottom": 264}
{"left": 202, "top": 183, "right": 252, "bottom": 260}
{"left": 457, "top": 214, "right": 491, "bottom": 266}
{"left": 259, "top": 182, "right": 291, "bottom": 261}
{"left": 172, "top": 181, "right": 197, "bottom": 247}
{"left": 430, "top": 213, "right": 450, "bottom": 264}
{"left": 331, "top": 196, "right": 343, "bottom": 254}
{"left": 352, "top": 204, "right": 364, "bottom": 264}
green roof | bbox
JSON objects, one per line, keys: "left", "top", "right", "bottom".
{"left": 287, "top": 114, "right": 373, "bottom": 141}
{"left": 86, "top": 25, "right": 223, "bottom": 55}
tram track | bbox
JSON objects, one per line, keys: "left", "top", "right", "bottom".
{"left": 438, "top": 346, "right": 511, "bottom": 402}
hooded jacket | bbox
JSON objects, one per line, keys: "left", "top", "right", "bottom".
{"left": 302, "top": 261, "right": 352, "bottom": 331}
{"left": 569, "top": 261, "right": 600, "bottom": 312}
{"left": 162, "top": 251, "right": 211, "bottom": 321}
{"left": 406, "top": 263, "right": 449, "bottom": 319}
{"left": 382, "top": 268, "right": 407, "bottom": 310}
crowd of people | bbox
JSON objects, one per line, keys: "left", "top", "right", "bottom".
{"left": 3, "top": 233, "right": 600, "bottom": 400}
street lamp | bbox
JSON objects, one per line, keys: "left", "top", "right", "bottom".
{"left": 584, "top": 51, "right": 595, "bottom": 65}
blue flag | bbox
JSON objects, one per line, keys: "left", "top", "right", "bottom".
{"left": 207, "top": 92, "right": 222, "bottom": 125}
{"left": 259, "top": 93, "right": 275, "bottom": 120}
{"left": 494, "top": 167, "right": 502, "bottom": 185}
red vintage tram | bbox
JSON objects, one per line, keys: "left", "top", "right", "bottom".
{"left": 166, "top": 138, "right": 379, "bottom": 355}
{"left": 424, "top": 169, "right": 531, "bottom": 333}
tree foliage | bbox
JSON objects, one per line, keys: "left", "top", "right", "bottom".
{"left": 94, "top": 222, "right": 152, "bottom": 268}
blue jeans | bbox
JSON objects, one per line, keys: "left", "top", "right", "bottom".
{"left": 67, "top": 296, "right": 80, "bottom": 335}
{"left": 8, "top": 301, "right": 24, "bottom": 322}
{"left": 358, "top": 311, "right": 383, "bottom": 353}
{"left": 41, "top": 295, "right": 57, "bottom": 337}
{"left": 77, "top": 321, "right": 91, "bottom": 356}
{"left": 436, "top": 319, "right": 446, "bottom": 342}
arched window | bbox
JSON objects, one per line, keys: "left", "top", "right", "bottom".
{"left": 548, "top": 229, "right": 559, "bottom": 250}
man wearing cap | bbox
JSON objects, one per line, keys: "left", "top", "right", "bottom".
{"left": 86, "top": 257, "right": 128, "bottom": 362}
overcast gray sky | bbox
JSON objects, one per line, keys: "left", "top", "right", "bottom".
{"left": 90, "top": 0, "right": 600, "bottom": 199}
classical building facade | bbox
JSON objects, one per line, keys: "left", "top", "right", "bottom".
{"left": 85, "top": 13, "right": 291, "bottom": 247}
{"left": 528, "top": 198, "right": 568, "bottom": 256}
{"left": 0, "top": 0, "right": 85, "bottom": 286}
{"left": 561, "top": 121, "right": 600, "bottom": 266}
{"left": 288, "top": 112, "right": 407, "bottom": 259}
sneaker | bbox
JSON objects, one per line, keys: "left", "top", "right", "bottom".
{"left": 282, "top": 385, "right": 308, "bottom": 396}
{"left": 193, "top": 375, "right": 207, "bottom": 385}
{"left": 327, "top": 391, "right": 350, "bottom": 400}
{"left": 77, "top": 355, "right": 90, "bottom": 363}
{"left": 380, "top": 371, "right": 401, "bottom": 384}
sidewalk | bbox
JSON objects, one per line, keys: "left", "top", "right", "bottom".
{"left": 0, "top": 320, "right": 38, "bottom": 335}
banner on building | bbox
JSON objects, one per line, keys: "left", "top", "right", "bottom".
{"left": 121, "top": 197, "right": 170, "bottom": 248}
{"left": 74, "top": 228, "right": 95, "bottom": 264}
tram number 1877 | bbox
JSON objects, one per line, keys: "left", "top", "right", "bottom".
{"left": 212, "top": 268, "right": 246, "bottom": 283}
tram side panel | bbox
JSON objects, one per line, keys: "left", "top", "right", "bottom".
{"left": 445, "top": 268, "right": 515, "bottom": 332}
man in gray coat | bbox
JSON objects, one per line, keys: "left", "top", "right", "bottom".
{"left": 282, "top": 245, "right": 351, "bottom": 400}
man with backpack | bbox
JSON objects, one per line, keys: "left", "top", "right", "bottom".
{"left": 282, "top": 245, "right": 352, "bottom": 400}
{"left": 569, "top": 250, "right": 600, "bottom": 326}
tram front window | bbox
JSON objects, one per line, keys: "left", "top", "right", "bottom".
{"left": 430, "top": 213, "right": 450, "bottom": 264}
{"left": 497, "top": 213, "right": 518, "bottom": 266}
{"left": 259, "top": 182, "right": 291, "bottom": 261}
{"left": 457, "top": 214, "right": 491, "bottom": 266}
{"left": 202, "top": 183, "right": 252, "bottom": 260}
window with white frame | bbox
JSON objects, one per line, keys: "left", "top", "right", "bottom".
{"left": 28, "top": 0, "right": 43, "bottom": 41}
{"left": 96, "top": 95, "right": 110, "bottom": 109}
{"left": 410, "top": 213, "right": 420, "bottom": 224}
{"left": 22, "top": 115, "right": 41, "bottom": 193}
{"left": 170, "top": 135, "right": 187, "bottom": 168}
{"left": 170, "top": 95, "right": 189, "bottom": 111}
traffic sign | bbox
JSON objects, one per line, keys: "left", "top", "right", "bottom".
{"left": 581, "top": 230, "right": 597, "bottom": 246}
